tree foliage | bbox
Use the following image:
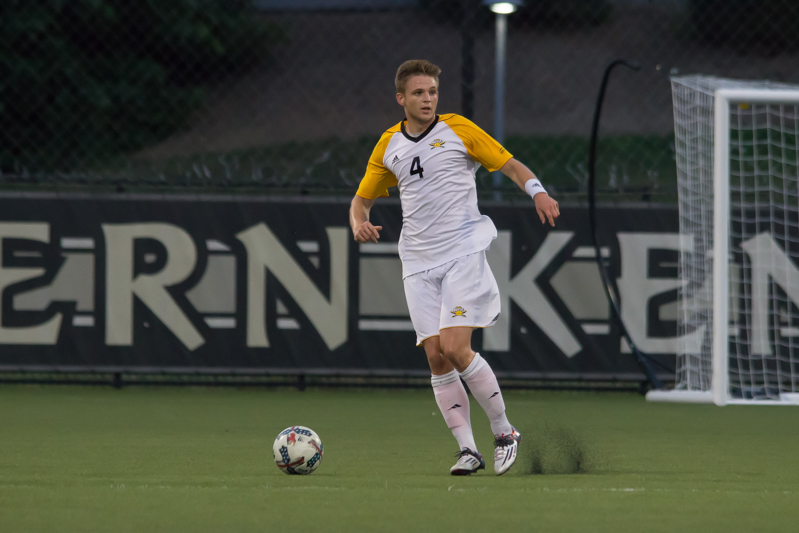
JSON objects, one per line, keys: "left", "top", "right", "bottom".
{"left": 688, "top": 0, "right": 799, "bottom": 55}
{"left": 0, "top": 0, "right": 281, "bottom": 172}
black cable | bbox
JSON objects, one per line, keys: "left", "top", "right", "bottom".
{"left": 588, "top": 59, "right": 667, "bottom": 390}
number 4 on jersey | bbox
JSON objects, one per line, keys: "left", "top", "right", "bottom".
{"left": 410, "top": 156, "right": 424, "bottom": 179}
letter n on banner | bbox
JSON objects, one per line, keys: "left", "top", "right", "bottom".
{"left": 237, "top": 224, "right": 348, "bottom": 350}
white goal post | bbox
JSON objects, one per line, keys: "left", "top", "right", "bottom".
{"left": 647, "top": 76, "right": 799, "bottom": 405}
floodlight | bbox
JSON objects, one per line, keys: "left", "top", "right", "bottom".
{"left": 482, "top": 1, "right": 523, "bottom": 14}
{"left": 482, "top": 0, "right": 523, "bottom": 198}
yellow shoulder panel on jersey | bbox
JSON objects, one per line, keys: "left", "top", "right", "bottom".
{"left": 356, "top": 123, "right": 401, "bottom": 199}
{"left": 440, "top": 113, "right": 513, "bottom": 172}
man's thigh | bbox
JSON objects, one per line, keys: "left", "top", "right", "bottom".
{"left": 439, "top": 251, "right": 501, "bottom": 332}
{"left": 403, "top": 269, "right": 444, "bottom": 346}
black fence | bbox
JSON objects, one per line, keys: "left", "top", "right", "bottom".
{"left": 3, "top": 1, "right": 799, "bottom": 199}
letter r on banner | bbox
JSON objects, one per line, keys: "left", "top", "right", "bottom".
{"left": 103, "top": 223, "right": 204, "bottom": 350}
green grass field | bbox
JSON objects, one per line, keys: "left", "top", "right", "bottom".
{"left": 2, "top": 386, "right": 798, "bottom": 532}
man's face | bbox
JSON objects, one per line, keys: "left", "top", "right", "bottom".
{"left": 397, "top": 75, "right": 439, "bottom": 124}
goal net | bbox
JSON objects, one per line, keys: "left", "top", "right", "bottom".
{"left": 648, "top": 75, "right": 799, "bottom": 405}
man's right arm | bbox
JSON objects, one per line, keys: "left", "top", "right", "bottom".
{"left": 353, "top": 127, "right": 399, "bottom": 243}
{"left": 350, "top": 194, "right": 382, "bottom": 243}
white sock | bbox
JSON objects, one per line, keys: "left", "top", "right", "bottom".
{"left": 431, "top": 370, "right": 477, "bottom": 452}
{"left": 459, "top": 353, "right": 513, "bottom": 436}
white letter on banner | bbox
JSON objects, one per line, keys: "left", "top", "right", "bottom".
{"left": 740, "top": 232, "right": 799, "bottom": 356}
{"left": 485, "top": 231, "right": 581, "bottom": 357}
{"left": 617, "top": 233, "right": 703, "bottom": 354}
{"left": 237, "top": 224, "right": 348, "bottom": 350}
{"left": 0, "top": 223, "right": 63, "bottom": 344}
{"left": 103, "top": 223, "right": 204, "bottom": 350}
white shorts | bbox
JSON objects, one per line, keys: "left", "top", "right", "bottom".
{"left": 403, "top": 251, "right": 501, "bottom": 346}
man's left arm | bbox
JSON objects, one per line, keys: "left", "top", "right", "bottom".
{"left": 499, "top": 158, "right": 560, "bottom": 227}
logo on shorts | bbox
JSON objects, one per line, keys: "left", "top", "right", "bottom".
{"left": 451, "top": 306, "right": 467, "bottom": 317}
{"left": 429, "top": 139, "right": 446, "bottom": 149}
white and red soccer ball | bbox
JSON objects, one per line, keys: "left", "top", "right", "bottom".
{"left": 273, "top": 426, "right": 324, "bottom": 475}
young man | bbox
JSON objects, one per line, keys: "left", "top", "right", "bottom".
{"left": 350, "top": 60, "right": 559, "bottom": 476}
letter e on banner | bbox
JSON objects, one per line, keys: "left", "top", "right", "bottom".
{"left": 617, "top": 233, "right": 704, "bottom": 354}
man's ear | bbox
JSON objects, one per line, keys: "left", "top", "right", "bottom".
{"left": 396, "top": 92, "right": 405, "bottom": 107}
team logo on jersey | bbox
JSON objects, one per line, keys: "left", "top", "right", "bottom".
{"left": 429, "top": 139, "right": 446, "bottom": 149}
{"left": 451, "top": 306, "right": 467, "bottom": 317}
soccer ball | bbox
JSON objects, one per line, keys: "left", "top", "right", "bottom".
{"left": 272, "top": 426, "right": 324, "bottom": 475}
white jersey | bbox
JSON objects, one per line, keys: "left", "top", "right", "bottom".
{"left": 356, "top": 113, "right": 513, "bottom": 278}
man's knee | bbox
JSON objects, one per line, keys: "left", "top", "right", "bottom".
{"left": 428, "top": 354, "right": 451, "bottom": 375}
{"left": 439, "top": 343, "right": 458, "bottom": 360}
{"left": 424, "top": 337, "right": 453, "bottom": 375}
{"left": 443, "top": 349, "right": 472, "bottom": 369}
{"left": 440, "top": 339, "right": 474, "bottom": 372}
{"left": 440, "top": 335, "right": 467, "bottom": 359}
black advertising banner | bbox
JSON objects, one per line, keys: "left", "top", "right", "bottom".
{"left": 0, "top": 193, "right": 683, "bottom": 380}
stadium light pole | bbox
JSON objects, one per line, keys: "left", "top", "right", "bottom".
{"left": 483, "top": 0, "right": 523, "bottom": 200}
{"left": 461, "top": 0, "right": 478, "bottom": 120}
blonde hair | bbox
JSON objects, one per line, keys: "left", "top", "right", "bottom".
{"left": 395, "top": 60, "right": 441, "bottom": 94}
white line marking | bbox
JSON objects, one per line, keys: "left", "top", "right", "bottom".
{"left": 206, "top": 239, "right": 231, "bottom": 252}
{"left": 360, "top": 243, "right": 399, "bottom": 254}
{"left": 72, "top": 315, "right": 95, "bottom": 327}
{"left": 582, "top": 323, "right": 610, "bottom": 334}
{"left": 573, "top": 246, "right": 610, "bottom": 258}
{"left": 358, "top": 319, "right": 414, "bottom": 331}
{"left": 277, "top": 318, "right": 300, "bottom": 329}
{"left": 61, "top": 238, "right": 95, "bottom": 250}
{"left": 275, "top": 486, "right": 345, "bottom": 491}
{"left": 297, "top": 241, "right": 320, "bottom": 253}
{"left": 204, "top": 317, "right": 236, "bottom": 329}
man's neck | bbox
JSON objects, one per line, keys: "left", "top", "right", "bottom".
{"left": 404, "top": 115, "right": 435, "bottom": 135}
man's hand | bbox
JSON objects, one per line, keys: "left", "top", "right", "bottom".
{"left": 350, "top": 194, "right": 380, "bottom": 243}
{"left": 353, "top": 220, "right": 383, "bottom": 243}
{"left": 534, "top": 193, "right": 560, "bottom": 227}
{"left": 498, "top": 159, "right": 560, "bottom": 227}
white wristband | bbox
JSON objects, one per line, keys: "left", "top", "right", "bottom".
{"left": 524, "top": 179, "right": 547, "bottom": 199}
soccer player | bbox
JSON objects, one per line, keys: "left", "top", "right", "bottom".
{"left": 349, "top": 60, "right": 559, "bottom": 476}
